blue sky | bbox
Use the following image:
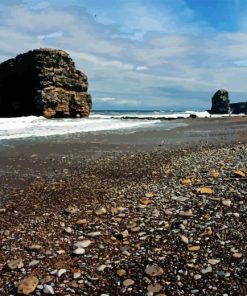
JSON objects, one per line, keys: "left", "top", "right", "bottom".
{"left": 1, "top": 0, "right": 247, "bottom": 110}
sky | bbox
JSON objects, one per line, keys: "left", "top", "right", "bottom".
{"left": 1, "top": 0, "right": 247, "bottom": 110}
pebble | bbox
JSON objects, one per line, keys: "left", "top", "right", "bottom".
{"left": 145, "top": 264, "right": 164, "bottom": 276}
{"left": 181, "top": 235, "right": 189, "bottom": 244}
{"left": 123, "top": 279, "right": 135, "bottom": 287}
{"left": 172, "top": 196, "right": 188, "bottom": 202}
{"left": 87, "top": 231, "right": 101, "bottom": 237}
{"left": 122, "top": 230, "right": 129, "bottom": 238}
{"left": 56, "top": 269, "right": 66, "bottom": 277}
{"left": 179, "top": 224, "right": 186, "bottom": 230}
{"left": 232, "top": 253, "right": 242, "bottom": 258}
{"left": 194, "top": 274, "right": 202, "bottom": 280}
{"left": 73, "top": 272, "right": 81, "bottom": 279}
{"left": 65, "top": 205, "right": 79, "bottom": 214}
{"left": 147, "top": 284, "right": 162, "bottom": 293}
{"left": 141, "top": 199, "right": 152, "bottom": 205}
{"left": 76, "top": 219, "right": 88, "bottom": 225}
{"left": 233, "top": 170, "right": 245, "bottom": 177}
{"left": 73, "top": 240, "right": 91, "bottom": 248}
{"left": 117, "top": 269, "right": 126, "bottom": 277}
{"left": 43, "top": 284, "right": 54, "bottom": 294}
{"left": 28, "top": 244, "right": 42, "bottom": 251}
{"left": 222, "top": 199, "right": 231, "bottom": 207}
{"left": 188, "top": 246, "right": 200, "bottom": 251}
{"left": 201, "top": 266, "right": 212, "bottom": 274}
{"left": 165, "top": 209, "right": 173, "bottom": 215}
{"left": 29, "top": 260, "right": 40, "bottom": 267}
{"left": 97, "top": 265, "right": 107, "bottom": 271}
{"left": 17, "top": 275, "right": 39, "bottom": 295}
{"left": 64, "top": 227, "right": 73, "bottom": 234}
{"left": 179, "top": 210, "right": 193, "bottom": 217}
{"left": 198, "top": 187, "right": 213, "bottom": 194}
{"left": 181, "top": 178, "right": 192, "bottom": 185}
{"left": 7, "top": 258, "right": 24, "bottom": 270}
{"left": 73, "top": 248, "right": 85, "bottom": 255}
{"left": 95, "top": 208, "right": 107, "bottom": 215}
{"left": 208, "top": 259, "right": 220, "bottom": 265}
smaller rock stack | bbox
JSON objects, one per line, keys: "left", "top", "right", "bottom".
{"left": 210, "top": 89, "right": 230, "bottom": 114}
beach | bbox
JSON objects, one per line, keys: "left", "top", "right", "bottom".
{"left": 0, "top": 116, "right": 246, "bottom": 295}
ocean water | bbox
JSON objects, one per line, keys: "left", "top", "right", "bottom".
{"left": 0, "top": 110, "right": 233, "bottom": 140}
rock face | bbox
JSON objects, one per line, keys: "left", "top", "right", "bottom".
{"left": 0, "top": 49, "right": 92, "bottom": 118}
{"left": 230, "top": 102, "right": 247, "bottom": 114}
{"left": 211, "top": 89, "right": 230, "bottom": 114}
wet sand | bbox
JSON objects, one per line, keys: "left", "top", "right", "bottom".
{"left": 0, "top": 116, "right": 246, "bottom": 295}
{"left": 0, "top": 116, "right": 246, "bottom": 175}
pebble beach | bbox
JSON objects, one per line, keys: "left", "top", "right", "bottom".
{"left": 0, "top": 117, "right": 246, "bottom": 295}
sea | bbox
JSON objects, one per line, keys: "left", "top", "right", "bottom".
{"left": 0, "top": 110, "right": 233, "bottom": 141}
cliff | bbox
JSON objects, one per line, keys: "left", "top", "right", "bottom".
{"left": 0, "top": 48, "right": 92, "bottom": 118}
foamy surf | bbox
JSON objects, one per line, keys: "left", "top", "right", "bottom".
{"left": 0, "top": 116, "right": 161, "bottom": 140}
{"left": 90, "top": 110, "right": 212, "bottom": 119}
{"left": 0, "top": 110, "right": 243, "bottom": 141}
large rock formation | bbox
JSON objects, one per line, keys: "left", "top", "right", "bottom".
{"left": 210, "top": 89, "right": 230, "bottom": 114}
{"left": 0, "top": 49, "right": 92, "bottom": 118}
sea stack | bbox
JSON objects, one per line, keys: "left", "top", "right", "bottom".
{"left": 0, "top": 48, "right": 92, "bottom": 118}
{"left": 210, "top": 89, "right": 230, "bottom": 114}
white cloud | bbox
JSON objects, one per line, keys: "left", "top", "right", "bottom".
{"left": 37, "top": 31, "right": 63, "bottom": 40}
{"left": 69, "top": 51, "right": 134, "bottom": 71}
{"left": 136, "top": 66, "right": 148, "bottom": 71}
{"left": 98, "top": 97, "right": 116, "bottom": 102}
{"left": 96, "top": 97, "right": 139, "bottom": 106}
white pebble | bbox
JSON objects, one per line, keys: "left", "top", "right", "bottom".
{"left": 194, "top": 274, "right": 202, "bottom": 280}
{"left": 201, "top": 266, "right": 212, "bottom": 274}
{"left": 181, "top": 235, "right": 189, "bottom": 244}
{"left": 97, "top": 265, "right": 107, "bottom": 272}
{"left": 73, "top": 272, "right": 81, "bottom": 279}
{"left": 56, "top": 269, "right": 66, "bottom": 277}
{"left": 43, "top": 284, "right": 54, "bottom": 294}
{"left": 73, "top": 240, "right": 91, "bottom": 248}
{"left": 73, "top": 248, "right": 85, "bottom": 255}
{"left": 87, "top": 231, "right": 101, "bottom": 237}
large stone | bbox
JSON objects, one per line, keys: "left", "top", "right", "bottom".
{"left": 0, "top": 48, "right": 92, "bottom": 118}
{"left": 211, "top": 89, "right": 230, "bottom": 114}
{"left": 17, "top": 276, "right": 39, "bottom": 295}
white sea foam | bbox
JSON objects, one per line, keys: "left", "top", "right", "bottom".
{"left": 0, "top": 111, "right": 244, "bottom": 141}
{"left": 90, "top": 111, "right": 244, "bottom": 119}
{"left": 90, "top": 111, "right": 212, "bottom": 119}
{"left": 0, "top": 116, "right": 160, "bottom": 140}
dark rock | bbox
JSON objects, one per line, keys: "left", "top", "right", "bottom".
{"left": 0, "top": 48, "right": 92, "bottom": 118}
{"left": 230, "top": 102, "right": 247, "bottom": 114}
{"left": 211, "top": 89, "right": 230, "bottom": 114}
{"left": 189, "top": 114, "right": 197, "bottom": 119}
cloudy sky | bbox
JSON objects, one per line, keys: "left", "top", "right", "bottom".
{"left": 1, "top": 0, "right": 247, "bottom": 110}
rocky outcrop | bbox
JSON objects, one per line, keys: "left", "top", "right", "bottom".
{"left": 230, "top": 102, "right": 247, "bottom": 114}
{"left": 211, "top": 89, "right": 230, "bottom": 114}
{"left": 0, "top": 49, "right": 92, "bottom": 118}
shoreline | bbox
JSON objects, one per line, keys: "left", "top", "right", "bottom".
{"left": 0, "top": 116, "right": 246, "bottom": 178}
